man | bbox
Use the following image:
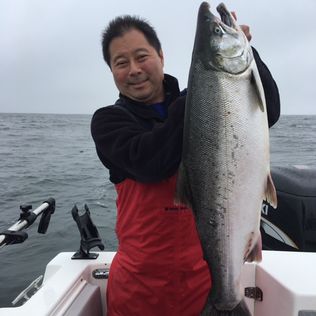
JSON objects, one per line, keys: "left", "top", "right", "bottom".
{"left": 91, "top": 14, "right": 280, "bottom": 316}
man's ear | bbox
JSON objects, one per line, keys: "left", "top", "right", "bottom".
{"left": 159, "top": 49, "right": 164, "bottom": 67}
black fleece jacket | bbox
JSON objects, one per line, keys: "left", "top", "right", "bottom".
{"left": 91, "top": 48, "right": 280, "bottom": 184}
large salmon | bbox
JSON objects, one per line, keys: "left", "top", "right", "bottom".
{"left": 176, "top": 2, "right": 277, "bottom": 315}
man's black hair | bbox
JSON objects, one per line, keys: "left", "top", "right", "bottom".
{"left": 101, "top": 15, "right": 162, "bottom": 67}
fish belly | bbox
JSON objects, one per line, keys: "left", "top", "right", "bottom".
{"left": 178, "top": 61, "right": 269, "bottom": 310}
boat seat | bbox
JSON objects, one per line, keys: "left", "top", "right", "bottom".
{"left": 261, "top": 166, "right": 316, "bottom": 251}
{"left": 64, "top": 283, "right": 103, "bottom": 316}
{"left": 271, "top": 166, "right": 316, "bottom": 197}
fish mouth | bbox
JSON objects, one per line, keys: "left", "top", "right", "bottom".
{"left": 197, "top": 2, "right": 252, "bottom": 73}
{"left": 216, "top": 3, "right": 237, "bottom": 30}
{"left": 199, "top": 2, "right": 237, "bottom": 31}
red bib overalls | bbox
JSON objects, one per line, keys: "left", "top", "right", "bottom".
{"left": 106, "top": 174, "right": 211, "bottom": 316}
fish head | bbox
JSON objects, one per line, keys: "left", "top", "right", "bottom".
{"left": 194, "top": 2, "right": 253, "bottom": 74}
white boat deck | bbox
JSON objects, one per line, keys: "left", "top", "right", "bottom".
{"left": 253, "top": 251, "right": 316, "bottom": 316}
{"left": 0, "top": 252, "right": 115, "bottom": 316}
{"left": 0, "top": 251, "right": 316, "bottom": 316}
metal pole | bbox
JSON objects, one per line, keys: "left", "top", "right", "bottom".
{"left": 0, "top": 201, "right": 51, "bottom": 248}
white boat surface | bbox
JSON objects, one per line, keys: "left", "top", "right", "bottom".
{"left": 1, "top": 166, "right": 316, "bottom": 315}
{"left": 0, "top": 250, "right": 316, "bottom": 316}
{"left": 0, "top": 252, "right": 115, "bottom": 316}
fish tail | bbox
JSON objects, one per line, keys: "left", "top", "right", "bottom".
{"left": 200, "top": 299, "right": 252, "bottom": 316}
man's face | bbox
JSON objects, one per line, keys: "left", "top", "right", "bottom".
{"left": 109, "top": 29, "right": 165, "bottom": 105}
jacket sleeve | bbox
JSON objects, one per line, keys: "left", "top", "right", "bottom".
{"left": 91, "top": 97, "right": 186, "bottom": 183}
{"left": 253, "top": 47, "right": 281, "bottom": 127}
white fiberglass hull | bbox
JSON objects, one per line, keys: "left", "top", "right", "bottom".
{"left": 1, "top": 251, "right": 316, "bottom": 316}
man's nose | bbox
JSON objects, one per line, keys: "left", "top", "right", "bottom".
{"left": 129, "top": 60, "right": 142, "bottom": 75}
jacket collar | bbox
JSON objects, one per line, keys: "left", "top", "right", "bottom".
{"left": 114, "top": 74, "right": 180, "bottom": 120}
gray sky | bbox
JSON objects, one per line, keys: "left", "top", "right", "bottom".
{"left": 0, "top": 0, "right": 315, "bottom": 115}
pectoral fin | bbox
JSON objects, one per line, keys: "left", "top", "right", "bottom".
{"left": 251, "top": 63, "right": 266, "bottom": 112}
{"left": 175, "top": 163, "right": 194, "bottom": 210}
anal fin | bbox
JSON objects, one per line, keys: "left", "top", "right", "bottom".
{"left": 265, "top": 172, "right": 278, "bottom": 209}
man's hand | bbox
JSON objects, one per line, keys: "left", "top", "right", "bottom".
{"left": 231, "top": 11, "right": 252, "bottom": 42}
{"left": 240, "top": 24, "right": 252, "bottom": 42}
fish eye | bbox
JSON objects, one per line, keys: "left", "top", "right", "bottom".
{"left": 214, "top": 26, "right": 221, "bottom": 34}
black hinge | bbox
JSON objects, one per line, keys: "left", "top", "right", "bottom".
{"left": 245, "top": 287, "right": 263, "bottom": 301}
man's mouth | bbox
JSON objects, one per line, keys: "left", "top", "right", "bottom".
{"left": 129, "top": 79, "right": 148, "bottom": 87}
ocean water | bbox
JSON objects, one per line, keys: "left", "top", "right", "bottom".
{"left": 0, "top": 113, "right": 315, "bottom": 307}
